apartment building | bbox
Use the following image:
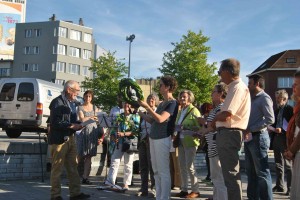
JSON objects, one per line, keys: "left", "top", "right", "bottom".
{"left": 12, "top": 16, "right": 94, "bottom": 85}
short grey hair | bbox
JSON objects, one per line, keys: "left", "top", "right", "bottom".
{"left": 178, "top": 89, "right": 195, "bottom": 103}
{"left": 147, "top": 93, "right": 159, "bottom": 106}
{"left": 63, "top": 80, "right": 78, "bottom": 92}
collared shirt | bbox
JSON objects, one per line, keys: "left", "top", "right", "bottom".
{"left": 247, "top": 90, "right": 275, "bottom": 132}
{"left": 216, "top": 78, "right": 251, "bottom": 130}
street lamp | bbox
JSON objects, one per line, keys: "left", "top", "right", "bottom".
{"left": 126, "top": 34, "right": 135, "bottom": 78}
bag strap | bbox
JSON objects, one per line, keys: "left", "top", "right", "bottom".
{"left": 180, "top": 107, "right": 195, "bottom": 125}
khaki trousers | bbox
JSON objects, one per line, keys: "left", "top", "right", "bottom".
{"left": 50, "top": 135, "right": 81, "bottom": 198}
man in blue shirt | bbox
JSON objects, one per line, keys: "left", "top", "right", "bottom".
{"left": 244, "top": 74, "right": 275, "bottom": 200}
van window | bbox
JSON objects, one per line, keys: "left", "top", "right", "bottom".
{"left": 0, "top": 83, "right": 16, "bottom": 101}
{"left": 17, "top": 82, "right": 34, "bottom": 101}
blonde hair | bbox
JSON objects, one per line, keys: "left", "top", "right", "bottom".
{"left": 275, "top": 89, "right": 288, "bottom": 100}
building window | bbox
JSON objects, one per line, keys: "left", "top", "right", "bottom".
{"left": 286, "top": 58, "right": 296, "bottom": 63}
{"left": 34, "top": 29, "right": 41, "bottom": 37}
{"left": 70, "top": 29, "right": 81, "bottom": 41}
{"left": 69, "top": 64, "right": 80, "bottom": 75}
{"left": 25, "top": 29, "right": 32, "bottom": 38}
{"left": 54, "top": 79, "right": 65, "bottom": 85}
{"left": 32, "top": 46, "right": 40, "bottom": 54}
{"left": 83, "top": 33, "right": 92, "bottom": 43}
{"left": 82, "top": 66, "right": 89, "bottom": 76}
{"left": 54, "top": 44, "right": 66, "bottom": 55}
{"left": 31, "top": 64, "right": 39, "bottom": 71}
{"left": 52, "top": 62, "right": 66, "bottom": 72}
{"left": 0, "top": 68, "right": 10, "bottom": 77}
{"left": 58, "top": 27, "right": 67, "bottom": 38}
{"left": 22, "top": 64, "right": 30, "bottom": 72}
{"left": 83, "top": 49, "right": 91, "bottom": 59}
{"left": 278, "top": 77, "right": 293, "bottom": 88}
{"left": 24, "top": 46, "right": 31, "bottom": 54}
{"left": 69, "top": 47, "right": 80, "bottom": 58}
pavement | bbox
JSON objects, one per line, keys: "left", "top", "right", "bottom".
{"left": 0, "top": 170, "right": 290, "bottom": 200}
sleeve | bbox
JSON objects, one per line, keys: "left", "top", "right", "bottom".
{"left": 250, "top": 95, "right": 275, "bottom": 131}
{"left": 164, "top": 100, "right": 177, "bottom": 115}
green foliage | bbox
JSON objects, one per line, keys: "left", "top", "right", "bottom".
{"left": 81, "top": 51, "right": 128, "bottom": 112}
{"left": 159, "top": 30, "right": 219, "bottom": 104}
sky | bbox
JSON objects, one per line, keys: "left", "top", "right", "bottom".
{"left": 26, "top": 0, "right": 300, "bottom": 83}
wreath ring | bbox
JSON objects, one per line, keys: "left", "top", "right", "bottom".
{"left": 119, "top": 78, "right": 144, "bottom": 107}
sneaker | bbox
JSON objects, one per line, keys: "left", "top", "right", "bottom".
{"left": 69, "top": 193, "right": 90, "bottom": 200}
{"left": 175, "top": 191, "right": 189, "bottom": 198}
{"left": 82, "top": 178, "right": 92, "bottom": 185}
{"left": 136, "top": 191, "right": 148, "bottom": 197}
{"left": 149, "top": 189, "right": 156, "bottom": 198}
{"left": 272, "top": 186, "right": 284, "bottom": 193}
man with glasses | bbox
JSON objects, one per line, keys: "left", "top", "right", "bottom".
{"left": 271, "top": 89, "right": 293, "bottom": 196}
{"left": 211, "top": 58, "right": 251, "bottom": 200}
{"left": 49, "top": 80, "right": 90, "bottom": 200}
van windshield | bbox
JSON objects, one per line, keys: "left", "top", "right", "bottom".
{"left": 0, "top": 83, "right": 16, "bottom": 101}
{"left": 17, "top": 82, "right": 34, "bottom": 101}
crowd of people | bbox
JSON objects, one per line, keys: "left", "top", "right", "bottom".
{"left": 47, "top": 58, "right": 300, "bottom": 200}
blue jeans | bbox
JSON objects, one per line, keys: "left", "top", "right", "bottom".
{"left": 244, "top": 131, "right": 273, "bottom": 200}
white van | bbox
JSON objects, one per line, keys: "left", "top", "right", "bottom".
{"left": 0, "top": 78, "right": 63, "bottom": 138}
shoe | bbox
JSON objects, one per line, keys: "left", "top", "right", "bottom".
{"left": 272, "top": 186, "right": 284, "bottom": 192}
{"left": 51, "top": 197, "right": 63, "bottom": 200}
{"left": 82, "top": 178, "right": 92, "bottom": 185}
{"left": 185, "top": 192, "right": 200, "bottom": 199}
{"left": 206, "top": 181, "right": 213, "bottom": 186}
{"left": 136, "top": 191, "right": 148, "bottom": 197}
{"left": 172, "top": 186, "right": 180, "bottom": 190}
{"left": 175, "top": 191, "right": 189, "bottom": 198}
{"left": 149, "top": 189, "right": 156, "bottom": 198}
{"left": 201, "top": 178, "right": 211, "bottom": 183}
{"left": 69, "top": 193, "right": 90, "bottom": 200}
{"left": 286, "top": 188, "right": 290, "bottom": 196}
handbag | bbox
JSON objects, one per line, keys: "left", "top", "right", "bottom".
{"left": 122, "top": 137, "right": 139, "bottom": 153}
{"left": 173, "top": 107, "right": 195, "bottom": 148}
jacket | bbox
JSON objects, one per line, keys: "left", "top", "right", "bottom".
{"left": 176, "top": 104, "right": 201, "bottom": 147}
{"left": 48, "top": 94, "right": 79, "bottom": 144}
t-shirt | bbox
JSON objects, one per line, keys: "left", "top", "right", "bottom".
{"left": 150, "top": 99, "right": 178, "bottom": 139}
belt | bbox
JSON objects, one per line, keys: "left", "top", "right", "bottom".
{"left": 252, "top": 128, "right": 267, "bottom": 135}
{"left": 217, "top": 127, "right": 244, "bottom": 131}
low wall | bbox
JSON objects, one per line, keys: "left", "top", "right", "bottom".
{"left": 0, "top": 140, "right": 275, "bottom": 181}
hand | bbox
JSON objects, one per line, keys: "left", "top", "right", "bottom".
{"left": 70, "top": 123, "right": 83, "bottom": 130}
{"left": 138, "top": 100, "right": 148, "bottom": 108}
{"left": 117, "top": 131, "right": 125, "bottom": 137}
{"left": 284, "top": 150, "right": 294, "bottom": 160}
{"left": 98, "top": 138, "right": 103, "bottom": 145}
{"left": 275, "top": 128, "right": 282, "bottom": 134}
{"left": 197, "top": 117, "right": 206, "bottom": 126}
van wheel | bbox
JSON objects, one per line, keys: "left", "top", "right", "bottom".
{"left": 6, "top": 129, "right": 22, "bottom": 138}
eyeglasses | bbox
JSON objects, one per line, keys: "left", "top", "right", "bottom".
{"left": 212, "top": 90, "right": 218, "bottom": 94}
{"left": 70, "top": 87, "right": 80, "bottom": 92}
{"left": 159, "top": 83, "right": 164, "bottom": 88}
{"left": 217, "top": 70, "right": 221, "bottom": 75}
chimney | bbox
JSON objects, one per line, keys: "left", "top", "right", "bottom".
{"left": 49, "top": 14, "right": 56, "bottom": 21}
{"left": 79, "top": 18, "right": 84, "bottom": 26}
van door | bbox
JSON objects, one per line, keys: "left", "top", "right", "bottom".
{"left": 15, "top": 82, "right": 36, "bottom": 120}
{"left": 0, "top": 82, "right": 16, "bottom": 113}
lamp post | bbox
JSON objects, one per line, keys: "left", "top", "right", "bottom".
{"left": 126, "top": 34, "right": 135, "bottom": 78}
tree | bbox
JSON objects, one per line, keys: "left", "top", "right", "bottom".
{"left": 159, "top": 30, "right": 218, "bottom": 104}
{"left": 82, "top": 51, "right": 127, "bottom": 112}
